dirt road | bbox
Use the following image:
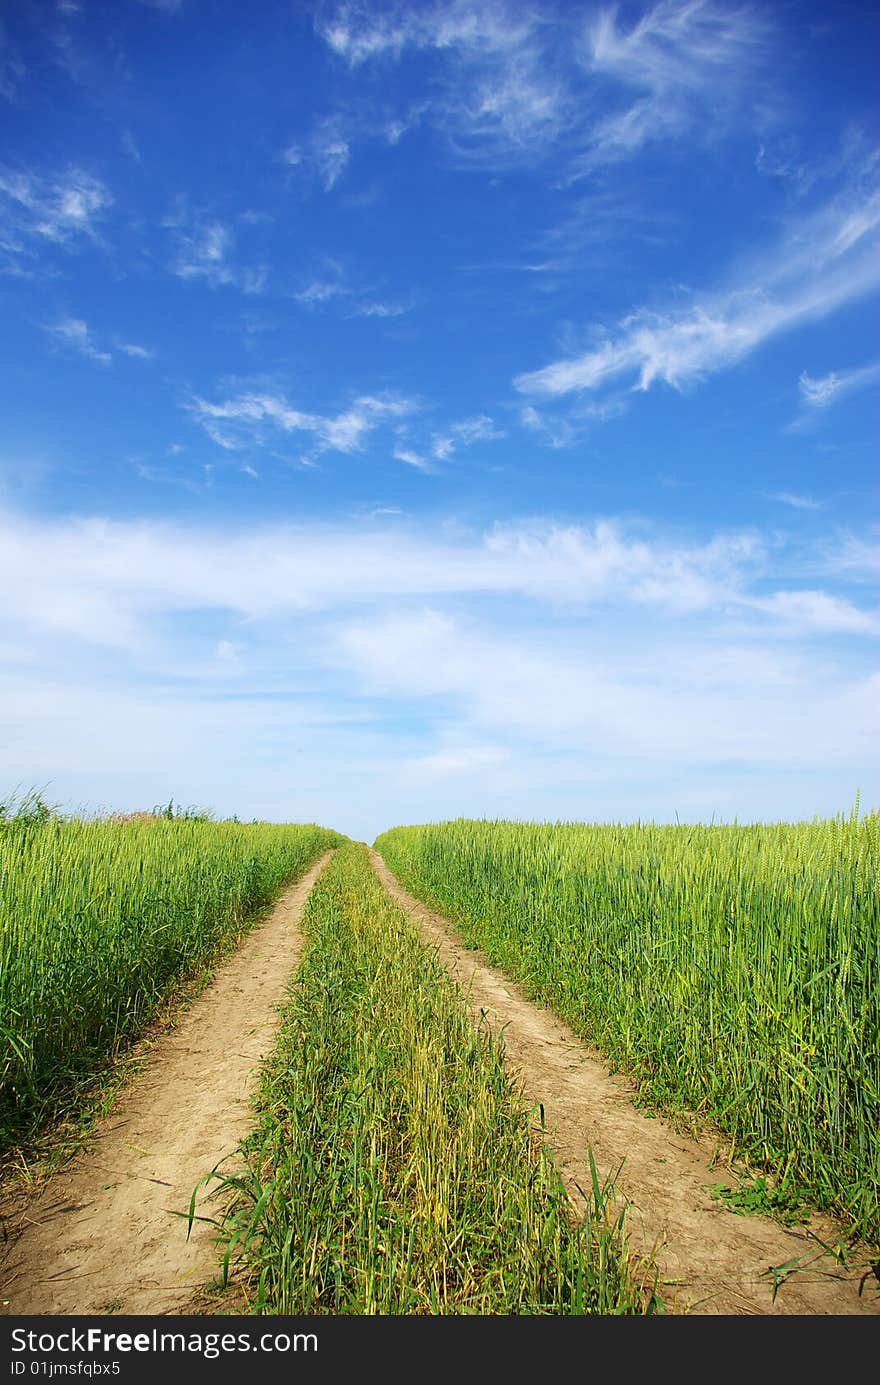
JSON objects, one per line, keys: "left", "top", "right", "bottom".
{"left": 371, "top": 850, "right": 879, "bottom": 1316}
{"left": 4, "top": 843, "right": 876, "bottom": 1317}
{"left": 0, "top": 851, "right": 333, "bottom": 1316}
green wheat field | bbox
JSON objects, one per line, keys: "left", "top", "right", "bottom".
{"left": 1, "top": 792, "right": 877, "bottom": 1313}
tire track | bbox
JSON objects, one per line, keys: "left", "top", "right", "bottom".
{"left": 371, "top": 849, "right": 879, "bottom": 1316}
{"left": 0, "top": 850, "right": 334, "bottom": 1317}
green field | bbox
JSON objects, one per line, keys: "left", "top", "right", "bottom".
{"left": 2, "top": 796, "right": 876, "bottom": 1316}
{"left": 376, "top": 811, "right": 880, "bottom": 1240}
{"left": 212, "top": 842, "right": 653, "bottom": 1314}
{"left": 0, "top": 806, "right": 340, "bottom": 1144}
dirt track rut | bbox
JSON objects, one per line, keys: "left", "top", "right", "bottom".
{"left": 371, "top": 850, "right": 880, "bottom": 1316}
{"left": 0, "top": 851, "right": 333, "bottom": 1316}
{"left": 4, "top": 845, "right": 877, "bottom": 1318}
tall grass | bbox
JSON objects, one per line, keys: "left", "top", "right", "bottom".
{"left": 213, "top": 843, "right": 655, "bottom": 1314}
{"left": 375, "top": 810, "right": 880, "bottom": 1241}
{"left": 0, "top": 811, "right": 340, "bottom": 1145}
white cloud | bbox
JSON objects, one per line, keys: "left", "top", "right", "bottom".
{"left": 798, "top": 359, "right": 880, "bottom": 409}
{"left": 315, "top": 138, "right": 350, "bottom": 191}
{"left": 1, "top": 507, "right": 876, "bottom": 835}
{"left": 163, "top": 205, "right": 268, "bottom": 293}
{"left": 768, "top": 492, "right": 824, "bottom": 511}
{"left": 452, "top": 414, "right": 504, "bottom": 444}
{"left": 754, "top": 141, "right": 816, "bottom": 198}
{"left": 520, "top": 403, "right": 579, "bottom": 448}
{"left": 44, "top": 317, "right": 112, "bottom": 366}
{"left": 317, "top": 1, "right": 569, "bottom": 166}
{"left": 520, "top": 397, "right": 627, "bottom": 447}
{"left": 0, "top": 165, "right": 111, "bottom": 269}
{"left": 294, "top": 278, "right": 346, "bottom": 305}
{"left": 137, "top": 0, "right": 184, "bottom": 13}
{"left": 570, "top": 0, "right": 771, "bottom": 175}
{"left": 515, "top": 183, "right": 880, "bottom": 401}
{"left": 586, "top": 0, "right": 765, "bottom": 94}
{"left": 350, "top": 299, "right": 411, "bottom": 318}
{"left": 393, "top": 446, "right": 434, "bottom": 472}
{"left": 2, "top": 507, "right": 876, "bottom": 657}
{"left": 800, "top": 372, "right": 841, "bottom": 408}
{"left": 333, "top": 607, "right": 879, "bottom": 769}
{"left": 134, "top": 462, "right": 204, "bottom": 494}
{"left": 116, "top": 341, "right": 155, "bottom": 360}
{"left": 317, "top": 0, "right": 769, "bottom": 173}
{"left": 430, "top": 414, "right": 505, "bottom": 459}
{"left": 747, "top": 590, "right": 879, "bottom": 636}
{"left": 190, "top": 389, "right": 418, "bottom": 457}
{"left": 404, "top": 744, "right": 509, "bottom": 780}
{"left": 817, "top": 535, "right": 880, "bottom": 583}
{"left": 43, "top": 319, "right": 154, "bottom": 367}
{"left": 121, "top": 130, "right": 143, "bottom": 164}
{"left": 290, "top": 259, "right": 412, "bottom": 319}
{"left": 167, "top": 215, "right": 233, "bottom": 284}
{"left": 282, "top": 118, "right": 352, "bottom": 191}
{"left": 320, "top": 1, "right": 529, "bottom": 66}
{"left": 0, "top": 20, "right": 25, "bottom": 102}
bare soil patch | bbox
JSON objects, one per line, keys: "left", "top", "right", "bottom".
{"left": 0, "top": 852, "right": 333, "bottom": 1316}
{"left": 371, "top": 850, "right": 879, "bottom": 1316}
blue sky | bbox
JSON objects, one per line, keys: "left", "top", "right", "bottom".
{"left": 1, "top": 0, "right": 877, "bottom": 840}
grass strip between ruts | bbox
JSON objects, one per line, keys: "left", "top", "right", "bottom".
{"left": 210, "top": 841, "right": 656, "bottom": 1315}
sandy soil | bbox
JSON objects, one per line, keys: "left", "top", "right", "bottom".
{"left": 0, "top": 851, "right": 333, "bottom": 1316}
{"left": 371, "top": 850, "right": 880, "bottom": 1316}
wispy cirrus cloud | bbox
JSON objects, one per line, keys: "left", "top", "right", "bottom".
{"left": 386, "top": 414, "right": 506, "bottom": 469}
{"left": 819, "top": 534, "right": 880, "bottom": 584}
{"left": 515, "top": 180, "right": 880, "bottom": 405}
{"left": 586, "top": 1, "right": 765, "bottom": 96}
{"left": 403, "top": 743, "right": 509, "bottom": 781}
{"left": 116, "top": 340, "right": 155, "bottom": 360}
{"left": 350, "top": 298, "right": 412, "bottom": 318}
{"left": 166, "top": 215, "right": 232, "bottom": 284}
{"left": 520, "top": 396, "right": 628, "bottom": 448}
{"left": 1, "top": 507, "right": 876, "bottom": 833}
{"left": 43, "top": 318, "right": 153, "bottom": 367}
{"left": 783, "top": 356, "right": 880, "bottom": 433}
{"left": 190, "top": 388, "right": 418, "bottom": 458}
{"left": 293, "top": 275, "right": 346, "bottom": 305}
{"left": 0, "top": 18, "right": 26, "bottom": 102}
{"left": 317, "top": 1, "right": 572, "bottom": 166}
{"left": 430, "top": 414, "right": 505, "bottom": 460}
{"left": 574, "top": 0, "right": 769, "bottom": 173}
{"left": 136, "top": 0, "right": 185, "bottom": 13}
{"left": 0, "top": 164, "right": 111, "bottom": 271}
{"left": 768, "top": 492, "right": 824, "bottom": 512}
{"left": 320, "top": 0, "right": 539, "bottom": 69}
{"left": 291, "top": 259, "right": 413, "bottom": 318}
{"left": 44, "top": 317, "right": 112, "bottom": 366}
{"left": 393, "top": 445, "right": 435, "bottom": 473}
{"left": 163, "top": 204, "right": 268, "bottom": 293}
{"left": 332, "top": 606, "right": 879, "bottom": 789}
{"left": 283, "top": 117, "right": 352, "bottom": 191}
{"left": 754, "top": 126, "right": 878, "bottom": 205}
{"left": 2, "top": 507, "right": 875, "bottom": 646}
{"left": 746, "top": 589, "right": 879, "bottom": 636}
{"left": 316, "top": 0, "right": 770, "bottom": 174}
{"left": 798, "top": 359, "right": 880, "bottom": 409}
